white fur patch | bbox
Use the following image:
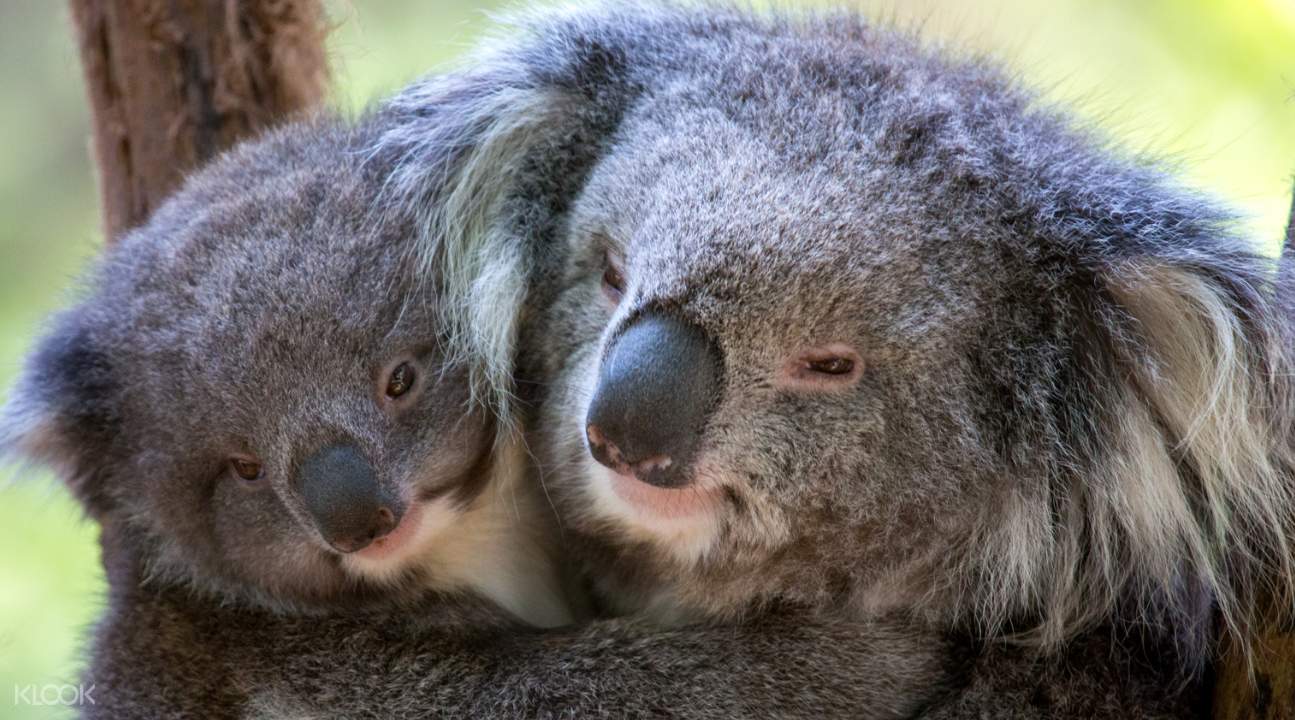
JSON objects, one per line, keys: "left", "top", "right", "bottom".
{"left": 343, "top": 438, "right": 572, "bottom": 628}
{"left": 964, "top": 262, "right": 1295, "bottom": 651}
{"left": 582, "top": 457, "right": 723, "bottom": 565}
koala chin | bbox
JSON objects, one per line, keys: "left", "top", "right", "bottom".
{"left": 0, "top": 119, "right": 571, "bottom": 629}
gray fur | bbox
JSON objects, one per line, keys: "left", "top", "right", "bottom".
{"left": 87, "top": 538, "right": 961, "bottom": 720}
{"left": 371, "top": 1, "right": 1295, "bottom": 715}
{"left": 1, "top": 104, "right": 962, "bottom": 717}
{"left": 2, "top": 118, "right": 508, "bottom": 613}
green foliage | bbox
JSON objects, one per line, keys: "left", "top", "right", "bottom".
{"left": 0, "top": 1, "right": 1290, "bottom": 717}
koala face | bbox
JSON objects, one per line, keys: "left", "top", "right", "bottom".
{"left": 539, "top": 102, "right": 1009, "bottom": 617}
{"left": 2, "top": 121, "right": 495, "bottom": 610}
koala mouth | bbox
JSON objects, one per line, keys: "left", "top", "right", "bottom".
{"left": 597, "top": 462, "right": 724, "bottom": 520}
{"left": 349, "top": 500, "right": 427, "bottom": 562}
{"left": 341, "top": 439, "right": 501, "bottom": 581}
{"left": 582, "top": 458, "right": 726, "bottom": 565}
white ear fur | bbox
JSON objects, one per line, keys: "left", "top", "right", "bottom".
{"left": 375, "top": 71, "right": 580, "bottom": 431}
{"left": 431, "top": 87, "right": 568, "bottom": 423}
{"left": 970, "top": 261, "right": 1294, "bottom": 656}
{"left": 1107, "top": 264, "right": 1294, "bottom": 631}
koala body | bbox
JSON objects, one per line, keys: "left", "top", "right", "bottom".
{"left": 3, "top": 102, "right": 961, "bottom": 718}
{"left": 371, "top": 2, "right": 1295, "bottom": 715}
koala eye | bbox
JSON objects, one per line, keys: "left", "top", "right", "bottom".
{"left": 230, "top": 458, "right": 263, "bottom": 482}
{"left": 601, "top": 252, "right": 626, "bottom": 303}
{"left": 386, "top": 362, "right": 417, "bottom": 399}
{"left": 807, "top": 357, "right": 855, "bottom": 375}
{"left": 778, "top": 345, "right": 864, "bottom": 391}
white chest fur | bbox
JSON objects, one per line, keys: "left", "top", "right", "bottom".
{"left": 343, "top": 437, "right": 573, "bottom": 628}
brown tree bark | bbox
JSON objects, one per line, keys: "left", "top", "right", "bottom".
{"left": 1213, "top": 626, "right": 1295, "bottom": 720}
{"left": 69, "top": 0, "right": 330, "bottom": 242}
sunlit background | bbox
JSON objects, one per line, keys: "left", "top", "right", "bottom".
{"left": 1, "top": 1, "right": 1292, "bottom": 717}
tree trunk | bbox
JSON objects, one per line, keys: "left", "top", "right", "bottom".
{"left": 69, "top": 0, "right": 330, "bottom": 242}
{"left": 1213, "top": 625, "right": 1295, "bottom": 720}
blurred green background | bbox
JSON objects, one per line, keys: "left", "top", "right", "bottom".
{"left": 0, "top": 1, "right": 1292, "bottom": 717}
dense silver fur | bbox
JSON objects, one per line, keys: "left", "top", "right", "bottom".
{"left": 0, "top": 119, "right": 552, "bottom": 616}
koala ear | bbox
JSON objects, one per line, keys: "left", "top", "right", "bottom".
{"left": 974, "top": 160, "right": 1295, "bottom": 653}
{"left": 1, "top": 308, "right": 120, "bottom": 519}
{"left": 368, "top": 11, "right": 636, "bottom": 419}
{"left": 1060, "top": 244, "right": 1295, "bottom": 650}
{"left": 1282, "top": 180, "right": 1295, "bottom": 259}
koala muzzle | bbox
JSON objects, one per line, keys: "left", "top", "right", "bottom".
{"left": 585, "top": 312, "right": 721, "bottom": 488}
{"left": 297, "top": 444, "right": 401, "bottom": 553}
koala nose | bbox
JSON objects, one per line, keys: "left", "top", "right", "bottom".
{"left": 297, "top": 444, "right": 401, "bottom": 553}
{"left": 585, "top": 312, "right": 722, "bottom": 488}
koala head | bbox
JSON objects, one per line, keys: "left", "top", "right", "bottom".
{"left": 376, "top": 3, "right": 1295, "bottom": 657}
{"left": 0, "top": 120, "right": 496, "bottom": 611}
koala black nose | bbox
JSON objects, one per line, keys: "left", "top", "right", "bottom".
{"left": 297, "top": 444, "right": 400, "bottom": 553}
{"left": 585, "top": 312, "right": 722, "bottom": 488}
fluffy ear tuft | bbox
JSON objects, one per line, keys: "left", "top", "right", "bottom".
{"left": 1279, "top": 183, "right": 1295, "bottom": 312}
{"left": 364, "top": 10, "right": 635, "bottom": 430}
{"left": 1, "top": 309, "right": 120, "bottom": 519}
{"left": 380, "top": 78, "right": 571, "bottom": 426}
{"left": 1283, "top": 180, "right": 1294, "bottom": 258}
{"left": 981, "top": 249, "right": 1295, "bottom": 663}
{"left": 1100, "top": 261, "right": 1294, "bottom": 635}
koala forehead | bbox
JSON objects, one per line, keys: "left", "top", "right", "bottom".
{"left": 576, "top": 124, "right": 997, "bottom": 360}
{"left": 563, "top": 19, "right": 1048, "bottom": 345}
{"left": 88, "top": 120, "right": 434, "bottom": 434}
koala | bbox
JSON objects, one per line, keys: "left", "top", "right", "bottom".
{"left": 2, "top": 118, "right": 573, "bottom": 627}
{"left": 0, "top": 111, "right": 962, "bottom": 718}
{"left": 367, "top": 2, "right": 1295, "bottom": 716}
